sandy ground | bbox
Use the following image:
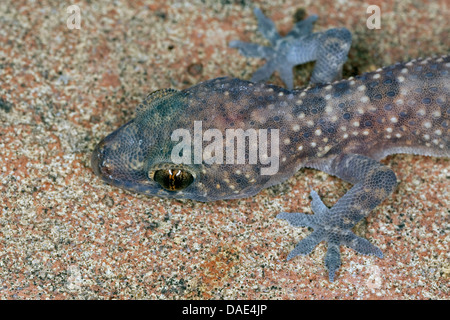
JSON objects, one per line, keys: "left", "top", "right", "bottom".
{"left": 0, "top": 0, "right": 448, "bottom": 299}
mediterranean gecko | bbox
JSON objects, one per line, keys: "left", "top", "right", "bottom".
{"left": 91, "top": 9, "right": 449, "bottom": 281}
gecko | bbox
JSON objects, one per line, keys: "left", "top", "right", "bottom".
{"left": 91, "top": 8, "right": 449, "bottom": 281}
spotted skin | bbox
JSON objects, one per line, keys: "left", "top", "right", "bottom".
{"left": 92, "top": 55, "right": 449, "bottom": 281}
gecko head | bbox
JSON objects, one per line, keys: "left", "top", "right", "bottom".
{"left": 91, "top": 78, "right": 278, "bottom": 202}
{"left": 91, "top": 119, "right": 267, "bottom": 202}
{"left": 91, "top": 115, "right": 211, "bottom": 202}
{"left": 90, "top": 86, "right": 231, "bottom": 202}
{"left": 90, "top": 87, "right": 208, "bottom": 201}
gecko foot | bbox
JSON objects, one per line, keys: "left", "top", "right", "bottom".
{"left": 229, "top": 7, "right": 351, "bottom": 89}
{"left": 277, "top": 190, "right": 383, "bottom": 282}
{"left": 229, "top": 8, "right": 319, "bottom": 90}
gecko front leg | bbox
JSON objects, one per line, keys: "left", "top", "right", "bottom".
{"left": 229, "top": 7, "right": 351, "bottom": 89}
{"left": 277, "top": 154, "right": 398, "bottom": 281}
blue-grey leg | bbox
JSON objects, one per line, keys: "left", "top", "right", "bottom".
{"left": 278, "top": 153, "right": 397, "bottom": 281}
{"left": 310, "top": 28, "right": 352, "bottom": 84}
{"left": 229, "top": 8, "right": 352, "bottom": 89}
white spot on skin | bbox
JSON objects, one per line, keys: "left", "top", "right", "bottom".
{"left": 353, "top": 121, "right": 360, "bottom": 127}
{"left": 358, "top": 85, "right": 366, "bottom": 91}
{"left": 423, "top": 134, "right": 430, "bottom": 140}
{"left": 363, "top": 130, "right": 369, "bottom": 135}
{"left": 417, "top": 109, "right": 426, "bottom": 116}
{"left": 360, "top": 96, "right": 369, "bottom": 103}
{"left": 325, "top": 85, "right": 332, "bottom": 90}
{"left": 435, "top": 129, "right": 442, "bottom": 135}
{"left": 306, "top": 120, "right": 314, "bottom": 127}
{"left": 408, "top": 99, "right": 417, "bottom": 107}
{"left": 390, "top": 117, "right": 398, "bottom": 123}
{"left": 397, "top": 76, "right": 405, "bottom": 82}
{"left": 401, "top": 68, "right": 408, "bottom": 74}
{"left": 395, "top": 133, "right": 402, "bottom": 138}
{"left": 292, "top": 124, "right": 300, "bottom": 132}
{"left": 386, "top": 127, "right": 393, "bottom": 133}
{"left": 284, "top": 138, "right": 291, "bottom": 145}
{"left": 343, "top": 133, "right": 349, "bottom": 139}
{"left": 298, "top": 145, "right": 303, "bottom": 151}
{"left": 432, "top": 110, "right": 441, "bottom": 118}
{"left": 373, "top": 73, "right": 381, "bottom": 79}
{"left": 395, "top": 99, "right": 404, "bottom": 106}
{"left": 325, "top": 94, "right": 331, "bottom": 100}
{"left": 311, "top": 142, "right": 317, "bottom": 147}
{"left": 423, "top": 121, "right": 432, "bottom": 129}
{"left": 315, "top": 129, "right": 322, "bottom": 136}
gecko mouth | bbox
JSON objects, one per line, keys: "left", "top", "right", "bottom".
{"left": 91, "top": 139, "right": 105, "bottom": 177}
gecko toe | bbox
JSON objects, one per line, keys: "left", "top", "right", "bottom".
{"left": 279, "top": 189, "right": 383, "bottom": 281}
{"left": 286, "top": 229, "right": 325, "bottom": 259}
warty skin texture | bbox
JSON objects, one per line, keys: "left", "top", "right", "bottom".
{"left": 92, "top": 55, "right": 449, "bottom": 281}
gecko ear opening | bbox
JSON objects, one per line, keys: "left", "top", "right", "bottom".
{"left": 153, "top": 169, "right": 194, "bottom": 191}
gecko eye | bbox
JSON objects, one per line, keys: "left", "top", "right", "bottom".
{"left": 153, "top": 169, "right": 194, "bottom": 191}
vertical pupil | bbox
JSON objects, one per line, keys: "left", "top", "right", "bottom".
{"left": 168, "top": 169, "right": 181, "bottom": 190}
{"left": 154, "top": 169, "right": 194, "bottom": 191}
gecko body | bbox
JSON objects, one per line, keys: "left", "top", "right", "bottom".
{"left": 91, "top": 9, "right": 449, "bottom": 281}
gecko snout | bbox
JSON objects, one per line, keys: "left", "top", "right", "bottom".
{"left": 91, "top": 139, "right": 105, "bottom": 177}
